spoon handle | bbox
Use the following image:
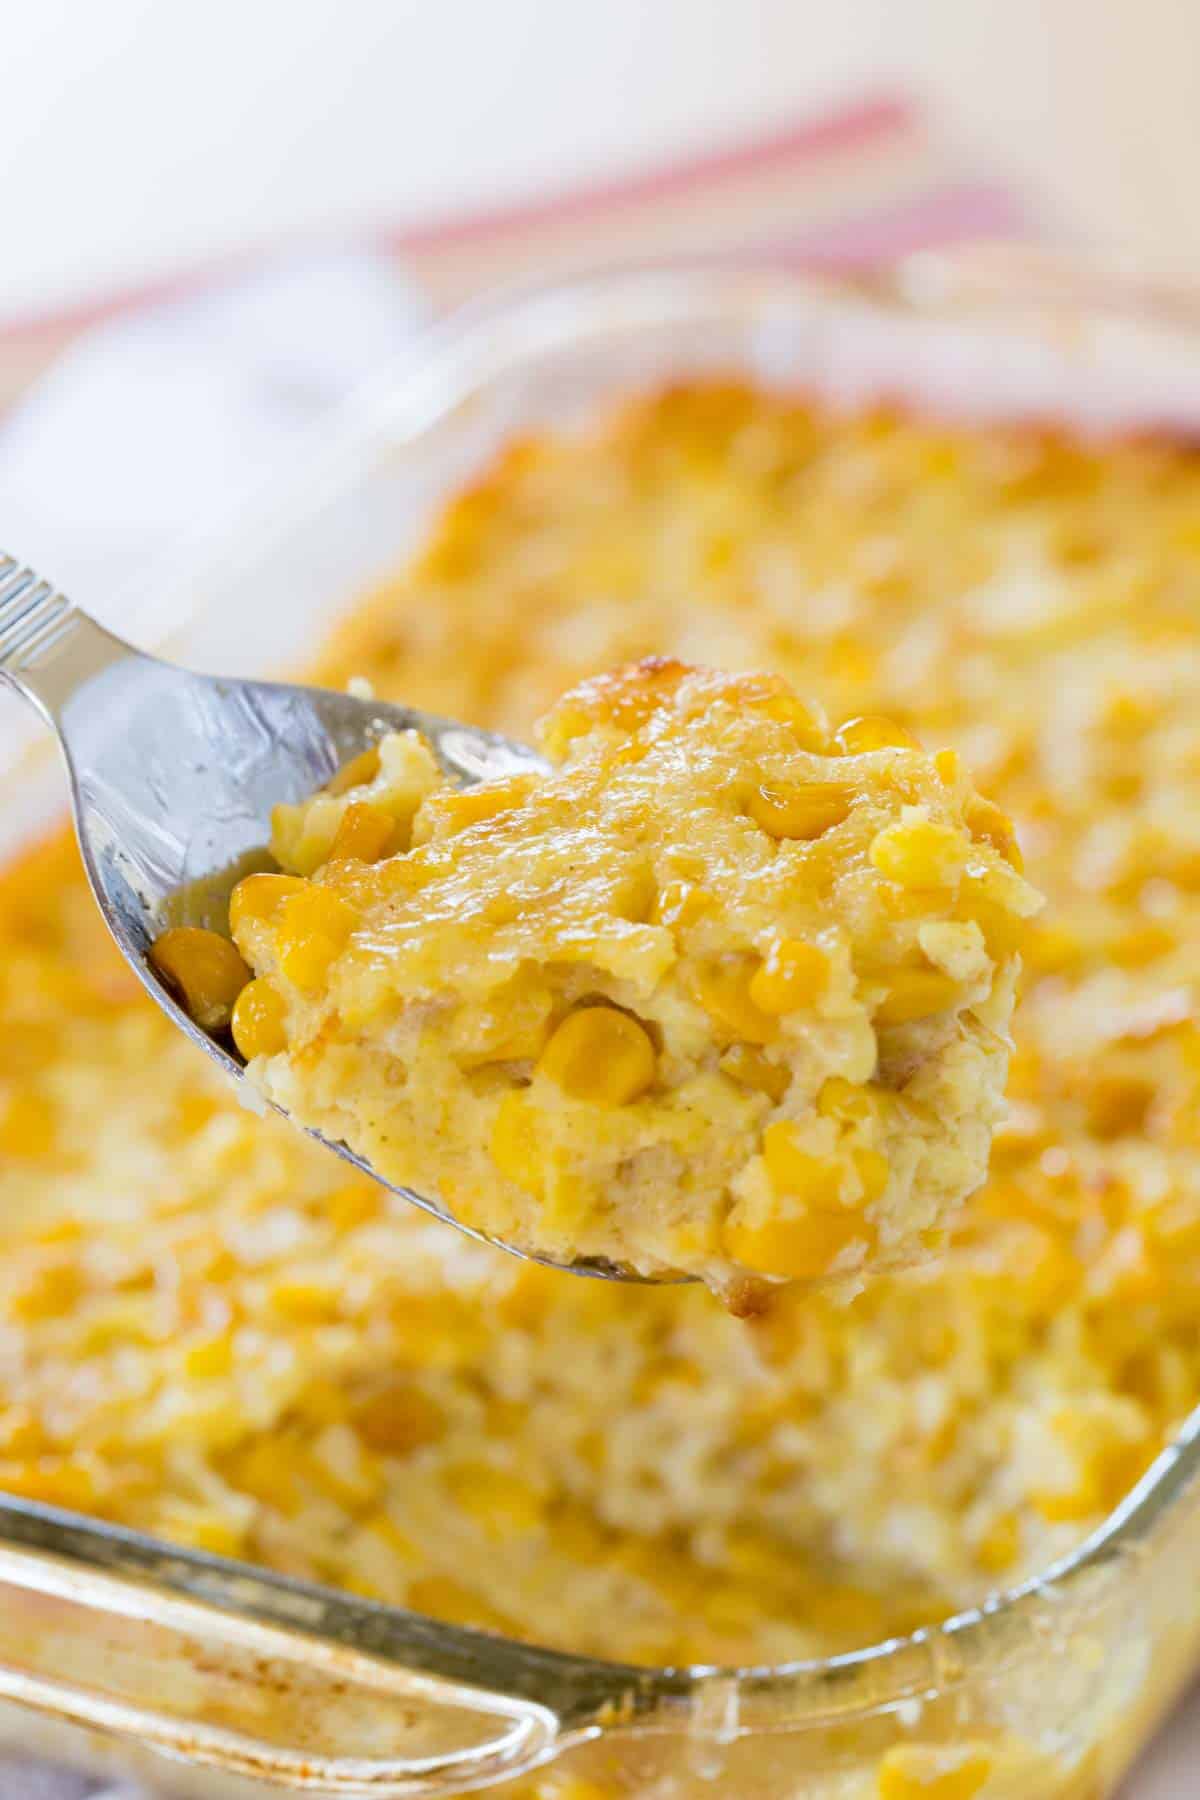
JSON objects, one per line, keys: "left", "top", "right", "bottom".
{"left": 0, "top": 553, "right": 131, "bottom": 726}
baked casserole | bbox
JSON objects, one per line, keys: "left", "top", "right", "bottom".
{"left": 4, "top": 380, "right": 1200, "bottom": 1793}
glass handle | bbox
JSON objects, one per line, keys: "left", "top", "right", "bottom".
{"left": 0, "top": 1515, "right": 576, "bottom": 1795}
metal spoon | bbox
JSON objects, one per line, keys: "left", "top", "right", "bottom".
{"left": 0, "top": 552, "right": 681, "bottom": 1283}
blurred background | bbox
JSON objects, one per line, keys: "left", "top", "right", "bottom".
{"left": 4, "top": 0, "right": 1200, "bottom": 318}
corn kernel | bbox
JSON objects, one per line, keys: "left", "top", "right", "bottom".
{"left": 354, "top": 1384, "right": 445, "bottom": 1455}
{"left": 446, "top": 1462, "right": 546, "bottom": 1536}
{"left": 692, "top": 958, "right": 777, "bottom": 1044}
{"left": 328, "top": 800, "right": 398, "bottom": 865}
{"left": 268, "top": 1277, "right": 342, "bottom": 1323}
{"left": 420, "top": 775, "right": 537, "bottom": 840}
{"left": 955, "top": 875, "right": 1026, "bottom": 959}
{"left": 1024, "top": 921, "right": 1084, "bottom": 974}
{"left": 149, "top": 927, "right": 250, "bottom": 1031}
{"left": 875, "top": 969, "right": 962, "bottom": 1025}
{"left": 653, "top": 879, "right": 715, "bottom": 928}
{"left": 869, "top": 819, "right": 967, "bottom": 890}
{"left": 0, "top": 1088, "right": 57, "bottom": 1159}
{"left": 933, "top": 748, "right": 962, "bottom": 787}
{"left": 326, "top": 1185, "right": 383, "bottom": 1232}
{"left": 1030, "top": 1479, "right": 1100, "bottom": 1525}
{"left": 720, "top": 1044, "right": 790, "bottom": 1102}
{"left": 817, "top": 1077, "right": 873, "bottom": 1127}
{"left": 976, "top": 1509, "right": 1020, "bottom": 1574}
{"left": 877, "top": 1744, "right": 992, "bottom": 1799}
{"left": 274, "top": 888, "right": 357, "bottom": 991}
{"left": 834, "top": 715, "right": 918, "bottom": 754}
{"left": 748, "top": 781, "right": 851, "bottom": 840}
{"left": 11, "top": 1258, "right": 83, "bottom": 1321}
{"left": 228, "top": 872, "right": 307, "bottom": 934}
{"left": 537, "top": 1006, "right": 656, "bottom": 1105}
{"left": 0, "top": 1456, "right": 97, "bottom": 1511}
{"left": 183, "top": 1330, "right": 235, "bottom": 1379}
{"left": 724, "top": 1209, "right": 868, "bottom": 1281}
{"left": 853, "top": 1148, "right": 890, "bottom": 1205}
{"left": 748, "top": 938, "right": 830, "bottom": 1014}
{"left": 964, "top": 794, "right": 1023, "bottom": 869}
{"left": 491, "top": 1091, "right": 543, "bottom": 1195}
{"left": 762, "top": 1124, "right": 844, "bottom": 1206}
{"left": 759, "top": 692, "right": 830, "bottom": 750}
{"left": 324, "top": 744, "right": 381, "bottom": 795}
{"left": 231, "top": 977, "right": 288, "bottom": 1060}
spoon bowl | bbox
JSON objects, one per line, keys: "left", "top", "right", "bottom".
{"left": 0, "top": 552, "right": 688, "bottom": 1284}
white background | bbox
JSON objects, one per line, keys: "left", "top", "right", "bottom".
{"left": 2, "top": 3, "right": 1199, "bottom": 1793}
{"left": 3, "top": 0, "right": 1200, "bottom": 319}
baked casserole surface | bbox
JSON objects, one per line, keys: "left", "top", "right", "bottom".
{"left": 4, "top": 384, "right": 1200, "bottom": 1719}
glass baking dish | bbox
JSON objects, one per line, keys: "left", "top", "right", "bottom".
{"left": 3, "top": 257, "right": 1200, "bottom": 1798}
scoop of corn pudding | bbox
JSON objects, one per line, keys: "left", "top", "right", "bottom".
{"left": 183, "top": 659, "right": 1040, "bottom": 1297}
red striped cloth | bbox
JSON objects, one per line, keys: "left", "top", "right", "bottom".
{"left": 0, "top": 92, "right": 1030, "bottom": 418}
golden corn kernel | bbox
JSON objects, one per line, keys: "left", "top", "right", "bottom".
{"left": 274, "top": 888, "right": 357, "bottom": 991}
{"left": 180, "top": 1515, "right": 248, "bottom": 1559}
{"left": 933, "top": 748, "right": 962, "bottom": 787}
{"left": 875, "top": 969, "right": 962, "bottom": 1026}
{"left": 11, "top": 1258, "right": 83, "bottom": 1321}
{"left": 876, "top": 1744, "right": 992, "bottom": 1800}
{"left": 748, "top": 938, "right": 830, "bottom": 1014}
{"left": 653, "top": 879, "right": 715, "bottom": 928}
{"left": 1110, "top": 921, "right": 1176, "bottom": 968}
{"left": 421, "top": 775, "right": 537, "bottom": 839}
{"left": 1030, "top": 1479, "right": 1101, "bottom": 1525}
{"left": 834, "top": 715, "right": 918, "bottom": 754}
{"left": 724, "top": 1209, "right": 867, "bottom": 1281}
{"left": 964, "top": 793, "right": 1024, "bottom": 869}
{"left": 0, "top": 1456, "right": 98, "bottom": 1511}
{"left": 228, "top": 872, "right": 308, "bottom": 934}
{"left": 537, "top": 1006, "right": 656, "bottom": 1105}
{"left": 1023, "top": 922, "right": 1084, "bottom": 975}
{"left": 868, "top": 818, "right": 967, "bottom": 890}
{"left": 354, "top": 1384, "right": 445, "bottom": 1455}
{"left": 183, "top": 1329, "right": 235, "bottom": 1380}
{"left": 0, "top": 1409, "right": 44, "bottom": 1458}
{"left": 324, "top": 744, "right": 381, "bottom": 795}
{"left": 720, "top": 1044, "right": 790, "bottom": 1102}
{"left": 231, "top": 977, "right": 288, "bottom": 1060}
{"left": 955, "top": 875, "right": 1026, "bottom": 959}
{"left": 0, "top": 1088, "right": 57, "bottom": 1159}
{"left": 149, "top": 927, "right": 250, "bottom": 1031}
{"left": 748, "top": 781, "right": 851, "bottom": 841}
{"left": 692, "top": 958, "right": 778, "bottom": 1044}
{"left": 759, "top": 692, "right": 830, "bottom": 750}
{"left": 490, "top": 1091, "right": 543, "bottom": 1196}
{"left": 976, "top": 1510, "right": 1020, "bottom": 1575}
{"left": 817, "top": 1076, "right": 874, "bottom": 1127}
{"left": 326, "top": 1184, "right": 383, "bottom": 1232}
{"left": 853, "top": 1148, "right": 889, "bottom": 1205}
{"left": 268, "top": 1277, "right": 342, "bottom": 1323}
{"left": 761, "top": 1124, "right": 844, "bottom": 1207}
{"left": 328, "top": 800, "right": 398, "bottom": 865}
{"left": 446, "top": 1462, "right": 546, "bottom": 1536}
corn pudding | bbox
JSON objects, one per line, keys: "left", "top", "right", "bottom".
{"left": 210, "top": 660, "right": 1034, "bottom": 1294}
{"left": 6, "top": 382, "right": 1200, "bottom": 1797}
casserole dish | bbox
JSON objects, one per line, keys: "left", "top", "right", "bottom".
{"left": 3, "top": 258, "right": 1200, "bottom": 1797}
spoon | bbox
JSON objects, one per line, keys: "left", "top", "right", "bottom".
{"left": 0, "top": 551, "right": 683, "bottom": 1284}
